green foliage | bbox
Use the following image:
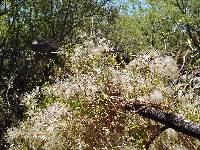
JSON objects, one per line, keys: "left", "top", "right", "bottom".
{"left": 1, "top": 0, "right": 200, "bottom": 149}
{"left": 109, "top": 0, "right": 200, "bottom": 70}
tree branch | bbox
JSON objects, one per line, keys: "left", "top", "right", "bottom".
{"left": 144, "top": 125, "right": 168, "bottom": 150}
{"left": 124, "top": 100, "right": 200, "bottom": 140}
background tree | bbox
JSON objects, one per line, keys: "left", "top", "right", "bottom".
{"left": 109, "top": 0, "right": 200, "bottom": 70}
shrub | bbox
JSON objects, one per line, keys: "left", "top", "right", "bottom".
{"left": 6, "top": 38, "right": 200, "bottom": 149}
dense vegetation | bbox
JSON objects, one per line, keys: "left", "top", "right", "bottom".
{"left": 0, "top": 0, "right": 200, "bottom": 149}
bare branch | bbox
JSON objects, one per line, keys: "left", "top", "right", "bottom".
{"left": 124, "top": 100, "right": 200, "bottom": 140}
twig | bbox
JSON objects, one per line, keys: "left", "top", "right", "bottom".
{"left": 144, "top": 125, "right": 168, "bottom": 150}
{"left": 5, "top": 75, "right": 15, "bottom": 107}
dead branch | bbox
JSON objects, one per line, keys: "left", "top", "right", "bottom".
{"left": 124, "top": 100, "right": 200, "bottom": 140}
